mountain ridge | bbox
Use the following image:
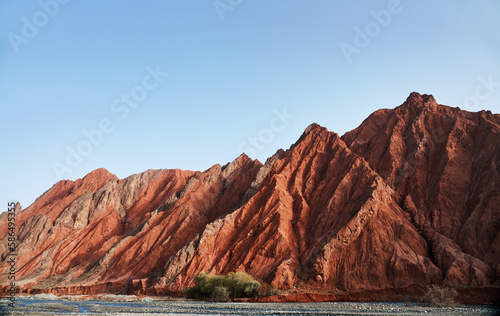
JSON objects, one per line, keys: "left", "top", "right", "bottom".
{"left": 1, "top": 92, "right": 499, "bottom": 303}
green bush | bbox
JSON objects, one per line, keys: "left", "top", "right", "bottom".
{"left": 211, "top": 286, "right": 230, "bottom": 302}
{"left": 226, "top": 272, "right": 255, "bottom": 298}
{"left": 185, "top": 272, "right": 262, "bottom": 301}
{"left": 243, "top": 280, "right": 262, "bottom": 297}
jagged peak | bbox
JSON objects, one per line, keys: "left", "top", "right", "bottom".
{"left": 401, "top": 92, "right": 437, "bottom": 110}
{"left": 234, "top": 152, "right": 253, "bottom": 164}
{"left": 77, "top": 168, "right": 118, "bottom": 189}
{"left": 84, "top": 167, "right": 116, "bottom": 179}
{"left": 222, "top": 153, "right": 253, "bottom": 171}
{"left": 292, "top": 122, "right": 339, "bottom": 149}
{"left": 221, "top": 153, "right": 261, "bottom": 178}
{"left": 297, "top": 123, "right": 328, "bottom": 142}
{"left": 303, "top": 122, "right": 326, "bottom": 135}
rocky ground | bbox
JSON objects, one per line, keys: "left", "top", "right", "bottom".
{"left": 0, "top": 295, "right": 499, "bottom": 315}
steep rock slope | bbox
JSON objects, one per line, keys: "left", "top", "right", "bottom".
{"left": 0, "top": 155, "right": 261, "bottom": 293}
{"left": 342, "top": 93, "right": 500, "bottom": 286}
{"left": 152, "top": 124, "right": 443, "bottom": 294}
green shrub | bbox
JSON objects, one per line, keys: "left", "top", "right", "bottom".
{"left": 226, "top": 272, "right": 255, "bottom": 298}
{"left": 243, "top": 280, "right": 262, "bottom": 297}
{"left": 185, "top": 272, "right": 262, "bottom": 301}
{"left": 211, "top": 286, "right": 230, "bottom": 302}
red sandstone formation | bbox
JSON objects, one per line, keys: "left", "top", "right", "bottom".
{"left": 342, "top": 93, "right": 500, "bottom": 288}
{"left": 1, "top": 93, "right": 499, "bottom": 302}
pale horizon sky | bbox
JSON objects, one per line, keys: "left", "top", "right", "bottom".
{"left": 1, "top": 1, "right": 499, "bottom": 209}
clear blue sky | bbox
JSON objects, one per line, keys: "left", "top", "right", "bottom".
{"left": 1, "top": 1, "right": 499, "bottom": 210}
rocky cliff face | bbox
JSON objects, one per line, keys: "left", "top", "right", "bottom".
{"left": 342, "top": 93, "right": 500, "bottom": 287}
{"left": 1, "top": 93, "right": 499, "bottom": 299}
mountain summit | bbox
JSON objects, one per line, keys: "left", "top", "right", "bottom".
{"left": 1, "top": 93, "right": 499, "bottom": 302}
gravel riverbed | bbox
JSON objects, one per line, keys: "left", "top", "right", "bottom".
{"left": 1, "top": 296, "right": 498, "bottom": 315}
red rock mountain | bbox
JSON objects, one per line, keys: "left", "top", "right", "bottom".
{"left": 1, "top": 93, "right": 499, "bottom": 301}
